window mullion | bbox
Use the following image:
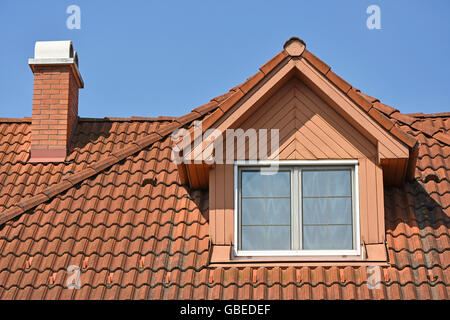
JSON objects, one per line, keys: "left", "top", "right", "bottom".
{"left": 291, "top": 167, "right": 301, "bottom": 250}
{"left": 298, "top": 168, "right": 303, "bottom": 250}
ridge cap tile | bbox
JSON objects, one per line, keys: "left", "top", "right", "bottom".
{"left": 259, "top": 50, "right": 289, "bottom": 76}
{"left": 302, "top": 50, "right": 331, "bottom": 74}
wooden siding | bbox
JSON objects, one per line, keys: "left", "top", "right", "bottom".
{"left": 210, "top": 78, "right": 386, "bottom": 246}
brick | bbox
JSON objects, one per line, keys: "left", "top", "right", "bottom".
{"left": 32, "top": 134, "right": 49, "bottom": 140}
{"left": 48, "top": 144, "right": 66, "bottom": 149}
{"left": 52, "top": 74, "right": 70, "bottom": 80}
{"left": 43, "top": 89, "right": 59, "bottom": 95}
{"left": 38, "top": 129, "right": 59, "bottom": 135}
{"left": 40, "top": 120, "right": 59, "bottom": 125}
{"left": 51, "top": 115, "right": 69, "bottom": 120}
{"left": 32, "top": 115, "right": 50, "bottom": 120}
{"left": 33, "top": 94, "right": 50, "bottom": 100}
{"left": 34, "top": 83, "right": 51, "bottom": 89}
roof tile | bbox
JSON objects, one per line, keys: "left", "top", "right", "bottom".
{"left": 373, "top": 101, "right": 399, "bottom": 116}
{"left": 259, "top": 50, "right": 289, "bottom": 76}
{"left": 347, "top": 88, "right": 373, "bottom": 112}
{"left": 218, "top": 89, "right": 245, "bottom": 114}
{"left": 390, "top": 125, "right": 418, "bottom": 148}
{"left": 238, "top": 71, "right": 265, "bottom": 94}
{"left": 325, "top": 70, "right": 352, "bottom": 93}
{"left": 303, "top": 50, "right": 331, "bottom": 74}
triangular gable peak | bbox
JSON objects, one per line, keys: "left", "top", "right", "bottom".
{"left": 178, "top": 37, "right": 417, "bottom": 188}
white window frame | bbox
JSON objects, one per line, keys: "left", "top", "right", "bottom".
{"left": 233, "top": 160, "right": 361, "bottom": 258}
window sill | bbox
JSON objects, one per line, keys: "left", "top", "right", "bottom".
{"left": 210, "top": 244, "right": 388, "bottom": 267}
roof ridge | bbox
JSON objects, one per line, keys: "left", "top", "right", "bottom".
{"left": 79, "top": 116, "right": 179, "bottom": 122}
{"left": 0, "top": 117, "right": 32, "bottom": 123}
{"left": 407, "top": 112, "right": 450, "bottom": 118}
{"left": 0, "top": 108, "right": 213, "bottom": 226}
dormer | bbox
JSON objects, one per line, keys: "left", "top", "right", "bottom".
{"left": 173, "top": 37, "right": 418, "bottom": 265}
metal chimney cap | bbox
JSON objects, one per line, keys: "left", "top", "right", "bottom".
{"left": 28, "top": 40, "right": 83, "bottom": 88}
{"left": 34, "top": 41, "right": 74, "bottom": 60}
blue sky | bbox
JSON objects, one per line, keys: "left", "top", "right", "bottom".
{"left": 0, "top": 0, "right": 449, "bottom": 118}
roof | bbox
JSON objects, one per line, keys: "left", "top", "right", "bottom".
{"left": 0, "top": 39, "right": 448, "bottom": 299}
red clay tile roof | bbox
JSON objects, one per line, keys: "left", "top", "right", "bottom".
{"left": 0, "top": 41, "right": 448, "bottom": 299}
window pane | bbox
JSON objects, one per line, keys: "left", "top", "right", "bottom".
{"left": 267, "top": 171, "right": 290, "bottom": 197}
{"left": 266, "top": 198, "right": 290, "bottom": 225}
{"left": 241, "top": 226, "right": 264, "bottom": 250}
{"left": 302, "top": 198, "right": 327, "bottom": 224}
{"left": 240, "top": 169, "right": 291, "bottom": 251}
{"left": 242, "top": 171, "right": 265, "bottom": 197}
{"left": 302, "top": 169, "right": 353, "bottom": 251}
{"left": 302, "top": 171, "right": 327, "bottom": 197}
{"left": 328, "top": 225, "right": 353, "bottom": 249}
{"left": 266, "top": 226, "right": 291, "bottom": 250}
{"left": 242, "top": 198, "right": 265, "bottom": 225}
{"left": 241, "top": 226, "right": 290, "bottom": 250}
{"left": 327, "top": 198, "right": 352, "bottom": 224}
{"left": 327, "top": 170, "right": 351, "bottom": 196}
{"left": 303, "top": 226, "right": 328, "bottom": 250}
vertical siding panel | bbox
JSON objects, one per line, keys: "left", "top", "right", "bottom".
{"left": 358, "top": 158, "right": 368, "bottom": 244}
{"left": 209, "top": 166, "right": 216, "bottom": 243}
{"left": 224, "top": 164, "right": 234, "bottom": 244}
{"left": 366, "top": 159, "right": 378, "bottom": 243}
{"left": 375, "top": 164, "right": 385, "bottom": 243}
{"left": 215, "top": 164, "right": 225, "bottom": 244}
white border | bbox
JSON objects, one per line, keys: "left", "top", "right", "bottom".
{"left": 233, "top": 159, "right": 361, "bottom": 258}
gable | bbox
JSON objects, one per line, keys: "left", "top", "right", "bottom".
{"left": 229, "top": 77, "right": 377, "bottom": 161}
{"left": 180, "top": 49, "right": 415, "bottom": 189}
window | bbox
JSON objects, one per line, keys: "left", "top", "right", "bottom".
{"left": 234, "top": 160, "right": 360, "bottom": 257}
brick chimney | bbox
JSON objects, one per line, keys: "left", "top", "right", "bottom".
{"left": 28, "top": 41, "right": 84, "bottom": 162}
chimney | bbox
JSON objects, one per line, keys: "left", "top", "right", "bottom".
{"left": 28, "top": 41, "right": 84, "bottom": 162}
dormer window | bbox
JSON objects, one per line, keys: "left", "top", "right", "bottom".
{"left": 234, "top": 160, "right": 360, "bottom": 257}
{"left": 177, "top": 38, "right": 416, "bottom": 264}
